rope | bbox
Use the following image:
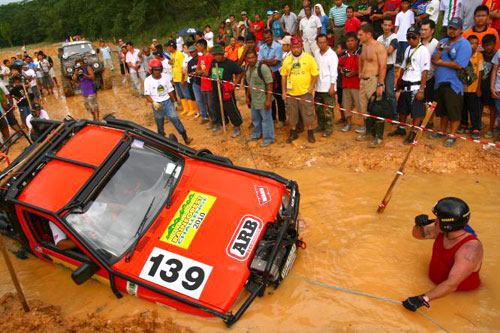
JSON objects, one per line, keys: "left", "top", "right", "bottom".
{"left": 298, "top": 276, "right": 451, "bottom": 333}
{"left": 189, "top": 73, "right": 500, "bottom": 149}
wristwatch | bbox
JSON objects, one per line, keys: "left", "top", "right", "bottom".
{"left": 422, "top": 295, "right": 430, "bottom": 303}
{"left": 377, "top": 83, "right": 384, "bottom": 88}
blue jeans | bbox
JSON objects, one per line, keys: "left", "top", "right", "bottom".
{"left": 18, "top": 105, "right": 30, "bottom": 122}
{"left": 494, "top": 98, "right": 500, "bottom": 134}
{"left": 174, "top": 82, "right": 188, "bottom": 99}
{"left": 153, "top": 99, "right": 186, "bottom": 136}
{"left": 250, "top": 107, "right": 275, "bottom": 143}
{"left": 397, "top": 41, "right": 409, "bottom": 65}
{"left": 192, "top": 82, "right": 208, "bottom": 119}
{"left": 385, "top": 65, "right": 397, "bottom": 119}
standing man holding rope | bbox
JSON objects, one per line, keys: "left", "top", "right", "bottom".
{"left": 403, "top": 197, "right": 483, "bottom": 312}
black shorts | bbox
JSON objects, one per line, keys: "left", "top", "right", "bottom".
{"left": 0, "top": 115, "right": 7, "bottom": 130}
{"left": 4, "top": 104, "right": 18, "bottom": 126}
{"left": 398, "top": 90, "right": 425, "bottom": 118}
{"left": 435, "top": 84, "right": 463, "bottom": 122}
{"left": 120, "top": 62, "right": 130, "bottom": 75}
{"left": 480, "top": 79, "right": 494, "bottom": 107}
{"left": 425, "top": 77, "right": 435, "bottom": 103}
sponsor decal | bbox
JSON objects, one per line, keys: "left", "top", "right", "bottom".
{"left": 126, "top": 281, "right": 138, "bottom": 296}
{"left": 226, "top": 215, "right": 263, "bottom": 261}
{"left": 160, "top": 191, "right": 216, "bottom": 249}
{"left": 140, "top": 247, "right": 213, "bottom": 300}
{"left": 33, "top": 244, "right": 42, "bottom": 253}
{"left": 255, "top": 185, "right": 271, "bottom": 206}
{"left": 280, "top": 243, "right": 297, "bottom": 280}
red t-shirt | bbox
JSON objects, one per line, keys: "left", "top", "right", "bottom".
{"left": 197, "top": 53, "right": 214, "bottom": 92}
{"left": 383, "top": 0, "right": 402, "bottom": 22}
{"left": 345, "top": 17, "right": 361, "bottom": 33}
{"left": 485, "top": 0, "right": 500, "bottom": 30}
{"left": 251, "top": 21, "right": 266, "bottom": 41}
{"left": 338, "top": 53, "right": 360, "bottom": 89}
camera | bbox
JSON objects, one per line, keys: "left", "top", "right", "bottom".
{"left": 74, "top": 62, "right": 85, "bottom": 80}
{"left": 437, "top": 42, "right": 451, "bottom": 52}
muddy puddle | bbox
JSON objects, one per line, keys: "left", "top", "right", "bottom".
{"left": 0, "top": 44, "right": 499, "bottom": 332}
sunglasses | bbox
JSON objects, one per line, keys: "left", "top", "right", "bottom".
{"left": 406, "top": 35, "right": 418, "bottom": 40}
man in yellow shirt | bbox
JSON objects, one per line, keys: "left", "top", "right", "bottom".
{"left": 281, "top": 36, "right": 319, "bottom": 143}
{"left": 167, "top": 41, "right": 190, "bottom": 113}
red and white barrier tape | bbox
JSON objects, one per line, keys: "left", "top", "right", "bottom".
{"left": 0, "top": 96, "right": 26, "bottom": 122}
{"left": 189, "top": 74, "right": 500, "bottom": 149}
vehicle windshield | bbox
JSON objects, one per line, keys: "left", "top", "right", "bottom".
{"left": 65, "top": 141, "right": 181, "bottom": 261}
{"left": 64, "top": 43, "right": 93, "bottom": 57}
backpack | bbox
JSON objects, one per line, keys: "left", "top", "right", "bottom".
{"left": 367, "top": 92, "right": 393, "bottom": 120}
{"left": 457, "top": 61, "right": 478, "bottom": 86}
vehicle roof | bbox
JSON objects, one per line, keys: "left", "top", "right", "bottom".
{"left": 17, "top": 125, "right": 124, "bottom": 212}
{"left": 62, "top": 41, "right": 92, "bottom": 48}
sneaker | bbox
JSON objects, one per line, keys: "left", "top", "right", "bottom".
{"left": 231, "top": 128, "right": 241, "bottom": 138}
{"left": 369, "top": 137, "right": 383, "bottom": 148}
{"left": 456, "top": 127, "right": 466, "bottom": 134}
{"left": 388, "top": 127, "right": 406, "bottom": 137}
{"left": 247, "top": 136, "right": 261, "bottom": 142}
{"left": 443, "top": 137, "right": 457, "bottom": 147}
{"left": 485, "top": 131, "right": 494, "bottom": 139}
{"left": 356, "top": 134, "right": 371, "bottom": 141}
{"left": 471, "top": 130, "right": 480, "bottom": 141}
{"left": 355, "top": 126, "right": 366, "bottom": 134}
{"left": 341, "top": 123, "right": 352, "bottom": 132}
{"left": 335, "top": 118, "right": 346, "bottom": 125}
{"left": 200, "top": 118, "right": 210, "bottom": 124}
{"left": 260, "top": 141, "right": 273, "bottom": 147}
{"left": 429, "top": 132, "right": 444, "bottom": 139}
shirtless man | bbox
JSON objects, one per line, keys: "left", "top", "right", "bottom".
{"left": 403, "top": 197, "right": 483, "bottom": 311}
{"left": 355, "top": 24, "right": 387, "bottom": 147}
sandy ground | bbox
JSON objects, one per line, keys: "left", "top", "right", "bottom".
{"left": 0, "top": 42, "right": 499, "bottom": 332}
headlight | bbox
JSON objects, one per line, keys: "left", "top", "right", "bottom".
{"left": 66, "top": 67, "right": 73, "bottom": 73}
{"left": 62, "top": 54, "right": 68, "bottom": 60}
{"left": 279, "top": 192, "right": 290, "bottom": 218}
{"left": 91, "top": 50, "right": 96, "bottom": 55}
{"left": 93, "top": 63, "right": 99, "bottom": 68}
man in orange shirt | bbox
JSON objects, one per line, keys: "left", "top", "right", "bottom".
{"left": 224, "top": 37, "right": 240, "bottom": 61}
{"left": 463, "top": 5, "right": 500, "bottom": 49}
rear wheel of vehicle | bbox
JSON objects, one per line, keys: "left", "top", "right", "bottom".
{"left": 168, "top": 133, "right": 178, "bottom": 143}
{"left": 62, "top": 76, "right": 74, "bottom": 97}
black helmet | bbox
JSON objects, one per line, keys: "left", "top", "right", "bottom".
{"left": 432, "top": 197, "right": 470, "bottom": 232}
{"left": 11, "top": 59, "right": 25, "bottom": 71}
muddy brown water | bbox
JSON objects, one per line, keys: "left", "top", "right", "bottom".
{"left": 0, "top": 45, "right": 499, "bottom": 331}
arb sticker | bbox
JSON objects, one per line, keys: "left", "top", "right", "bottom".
{"left": 139, "top": 247, "right": 213, "bottom": 300}
{"left": 226, "top": 215, "right": 263, "bottom": 261}
{"left": 160, "top": 191, "right": 216, "bottom": 249}
{"left": 255, "top": 185, "right": 271, "bottom": 206}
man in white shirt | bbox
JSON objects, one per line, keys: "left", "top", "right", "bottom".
{"left": 144, "top": 59, "right": 192, "bottom": 144}
{"left": 395, "top": 0, "right": 415, "bottom": 65}
{"left": 392, "top": 26, "right": 430, "bottom": 144}
{"left": 26, "top": 102, "right": 49, "bottom": 140}
{"left": 439, "top": 0, "right": 463, "bottom": 38}
{"left": 125, "top": 41, "right": 146, "bottom": 96}
{"left": 204, "top": 25, "right": 214, "bottom": 48}
{"left": 22, "top": 62, "right": 39, "bottom": 100}
{"left": 377, "top": 17, "right": 399, "bottom": 120}
{"left": 0, "top": 60, "right": 10, "bottom": 87}
{"left": 299, "top": 6, "right": 322, "bottom": 54}
{"left": 420, "top": 19, "right": 439, "bottom": 109}
{"left": 176, "top": 34, "right": 184, "bottom": 51}
{"left": 281, "top": 4, "right": 298, "bottom": 35}
{"left": 314, "top": 34, "right": 338, "bottom": 137}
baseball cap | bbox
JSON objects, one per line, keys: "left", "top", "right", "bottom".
{"left": 209, "top": 45, "right": 225, "bottom": 55}
{"left": 273, "top": 10, "right": 279, "bottom": 14}
{"left": 16, "top": 51, "right": 22, "bottom": 56}
{"left": 406, "top": 26, "right": 420, "bottom": 36}
{"left": 226, "top": 18, "right": 230, "bottom": 23}
{"left": 448, "top": 17, "right": 463, "bottom": 29}
{"left": 32, "top": 103, "right": 41, "bottom": 110}
{"left": 279, "top": 36, "right": 292, "bottom": 45}
{"left": 152, "top": 38, "right": 158, "bottom": 42}
{"left": 188, "top": 45, "right": 197, "bottom": 53}
{"left": 241, "top": 11, "right": 247, "bottom": 15}
{"left": 266, "top": 10, "right": 273, "bottom": 16}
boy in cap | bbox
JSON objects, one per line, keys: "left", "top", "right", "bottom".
{"left": 392, "top": 26, "right": 430, "bottom": 144}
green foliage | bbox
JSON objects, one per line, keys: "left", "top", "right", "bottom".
{"left": 0, "top": 0, "right": 343, "bottom": 47}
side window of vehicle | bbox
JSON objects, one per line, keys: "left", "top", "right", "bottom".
{"left": 24, "top": 211, "right": 55, "bottom": 245}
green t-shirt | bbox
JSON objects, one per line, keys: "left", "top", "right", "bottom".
{"left": 246, "top": 62, "right": 274, "bottom": 110}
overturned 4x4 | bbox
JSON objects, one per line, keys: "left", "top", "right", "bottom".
{"left": 0, "top": 116, "right": 301, "bottom": 326}
{"left": 58, "top": 41, "right": 112, "bottom": 97}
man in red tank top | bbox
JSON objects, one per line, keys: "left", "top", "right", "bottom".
{"left": 402, "top": 197, "right": 483, "bottom": 312}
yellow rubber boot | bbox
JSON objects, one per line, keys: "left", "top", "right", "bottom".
{"left": 187, "top": 100, "right": 198, "bottom": 116}
{"left": 180, "top": 99, "right": 190, "bottom": 115}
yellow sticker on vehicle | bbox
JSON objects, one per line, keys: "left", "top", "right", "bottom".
{"left": 160, "top": 191, "right": 216, "bottom": 249}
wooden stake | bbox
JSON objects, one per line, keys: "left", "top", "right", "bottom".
{"left": 377, "top": 102, "right": 437, "bottom": 214}
{"left": 21, "top": 82, "right": 33, "bottom": 109}
{"left": 215, "top": 63, "right": 226, "bottom": 133}
{"left": 0, "top": 236, "right": 29, "bottom": 312}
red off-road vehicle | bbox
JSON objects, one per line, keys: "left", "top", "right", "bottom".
{"left": 0, "top": 116, "right": 301, "bottom": 326}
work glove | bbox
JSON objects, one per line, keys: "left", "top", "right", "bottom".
{"left": 153, "top": 102, "right": 162, "bottom": 111}
{"left": 402, "top": 295, "right": 430, "bottom": 312}
{"left": 414, "top": 214, "right": 434, "bottom": 227}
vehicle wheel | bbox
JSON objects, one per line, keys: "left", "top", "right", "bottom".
{"left": 168, "top": 133, "right": 178, "bottom": 143}
{"left": 62, "top": 76, "right": 74, "bottom": 97}
{"left": 101, "top": 70, "right": 113, "bottom": 89}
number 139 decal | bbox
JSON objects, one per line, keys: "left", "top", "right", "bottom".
{"left": 139, "top": 248, "right": 213, "bottom": 300}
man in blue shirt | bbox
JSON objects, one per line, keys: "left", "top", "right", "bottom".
{"left": 431, "top": 17, "right": 472, "bottom": 147}
{"left": 100, "top": 41, "right": 114, "bottom": 71}
{"left": 258, "top": 29, "right": 286, "bottom": 127}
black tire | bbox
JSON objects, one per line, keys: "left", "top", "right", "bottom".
{"left": 168, "top": 133, "right": 178, "bottom": 143}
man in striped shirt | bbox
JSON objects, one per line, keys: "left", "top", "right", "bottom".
{"left": 439, "top": 0, "right": 463, "bottom": 38}
{"left": 329, "top": 0, "right": 348, "bottom": 46}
